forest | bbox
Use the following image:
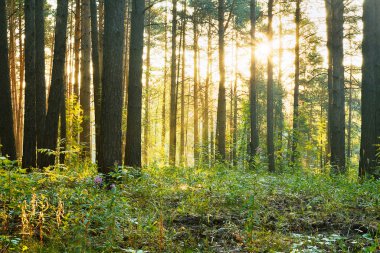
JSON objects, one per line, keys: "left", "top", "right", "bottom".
{"left": 0, "top": 0, "right": 379, "bottom": 252}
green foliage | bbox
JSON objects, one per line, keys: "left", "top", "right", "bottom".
{"left": 1, "top": 161, "right": 379, "bottom": 252}
{"left": 65, "top": 96, "right": 83, "bottom": 165}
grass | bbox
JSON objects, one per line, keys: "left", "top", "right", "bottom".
{"left": 0, "top": 160, "right": 379, "bottom": 252}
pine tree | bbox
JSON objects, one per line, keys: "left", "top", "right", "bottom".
{"left": 0, "top": 0, "right": 16, "bottom": 160}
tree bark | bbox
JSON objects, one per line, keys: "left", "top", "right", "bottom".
{"left": 40, "top": 0, "right": 69, "bottom": 168}
{"left": 267, "top": 0, "right": 275, "bottom": 172}
{"left": 143, "top": 0, "right": 151, "bottom": 166}
{"left": 291, "top": 0, "right": 301, "bottom": 166}
{"left": 0, "top": 0, "right": 17, "bottom": 160}
{"left": 74, "top": 0, "right": 80, "bottom": 97}
{"left": 169, "top": 0, "right": 178, "bottom": 166}
{"left": 249, "top": 0, "right": 259, "bottom": 162}
{"left": 330, "top": 0, "right": 345, "bottom": 173}
{"left": 124, "top": 0, "right": 143, "bottom": 169}
{"left": 90, "top": 0, "right": 101, "bottom": 162}
{"left": 17, "top": 0, "right": 24, "bottom": 157}
{"left": 162, "top": 0, "right": 168, "bottom": 154}
{"left": 216, "top": 0, "right": 226, "bottom": 160}
{"left": 179, "top": 1, "right": 186, "bottom": 166}
{"left": 347, "top": 62, "right": 353, "bottom": 161}
{"left": 35, "top": 0, "right": 46, "bottom": 167}
{"left": 80, "top": 0, "right": 91, "bottom": 156}
{"left": 324, "top": 0, "right": 333, "bottom": 166}
{"left": 100, "top": 0, "right": 126, "bottom": 173}
{"left": 22, "top": 0, "right": 36, "bottom": 169}
{"left": 359, "top": 0, "right": 380, "bottom": 179}
{"left": 193, "top": 13, "right": 200, "bottom": 165}
{"left": 202, "top": 19, "right": 212, "bottom": 166}
{"left": 232, "top": 38, "right": 238, "bottom": 166}
{"left": 8, "top": 0, "right": 17, "bottom": 146}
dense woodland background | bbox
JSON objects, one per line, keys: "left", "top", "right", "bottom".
{"left": 0, "top": 0, "right": 379, "bottom": 177}
{"left": 0, "top": 0, "right": 380, "bottom": 252}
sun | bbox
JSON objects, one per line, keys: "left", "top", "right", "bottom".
{"left": 255, "top": 41, "right": 271, "bottom": 63}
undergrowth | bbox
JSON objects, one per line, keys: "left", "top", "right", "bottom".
{"left": 0, "top": 158, "right": 379, "bottom": 252}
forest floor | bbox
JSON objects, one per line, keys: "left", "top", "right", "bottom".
{"left": 0, "top": 160, "right": 380, "bottom": 252}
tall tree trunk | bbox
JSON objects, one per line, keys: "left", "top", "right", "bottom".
{"left": 276, "top": 1, "right": 284, "bottom": 155}
{"left": 249, "top": 0, "right": 259, "bottom": 162}
{"left": 143, "top": 0, "right": 151, "bottom": 166}
{"left": 162, "top": 0, "right": 168, "bottom": 154}
{"left": 347, "top": 62, "right": 353, "bottom": 161}
{"left": 122, "top": 0, "right": 131, "bottom": 162}
{"left": 98, "top": 0, "right": 104, "bottom": 78}
{"left": 40, "top": 0, "right": 69, "bottom": 168}
{"left": 179, "top": 1, "right": 186, "bottom": 166}
{"left": 232, "top": 42, "right": 238, "bottom": 166}
{"left": 90, "top": 0, "right": 101, "bottom": 161}
{"left": 22, "top": 0, "right": 37, "bottom": 169}
{"left": 330, "top": 0, "right": 345, "bottom": 173}
{"left": 193, "top": 14, "right": 200, "bottom": 165}
{"left": 216, "top": 0, "right": 226, "bottom": 160}
{"left": 202, "top": 19, "right": 212, "bottom": 166}
{"left": 0, "top": 0, "right": 16, "bottom": 160}
{"left": 67, "top": 0, "right": 74, "bottom": 97}
{"left": 80, "top": 0, "right": 92, "bottom": 157}
{"left": 291, "top": 0, "right": 301, "bottom": 165}
{"left": 325, "top": 0, "right": 332, "bottom": 165}
{"left": 169, "top": 0, "right": 178, "bottom": 166}
{"left": 59, "top": 80, "right": 67, "bottom": 165}
{"left": 124, "top": 0, "right": 143, "bottom": 169}
{"left": 123, "top": 0, "right": 131, "bottom": 105}
{"left": 74, "top": 0, "right": 80, "bottom": 97}
{"left": 8, "top": 0, "right": 17, "bottom": 143}
{"left": 35, "top": 0, "right": 46, "bottom": 167}
{"left": 100, "top": 0, "right": 126, "bottom": 173}
{"left": 17, "top": 0, "right": 24, "bottom": 157}
{"left": 359, "top": 0, "right": 380, "bottom": 179}
{"left": 267, "top": 0, "right": 275, "bottom": 172}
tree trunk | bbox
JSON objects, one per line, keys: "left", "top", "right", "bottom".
{"left": 249, "top": 0, "right": 259, "bottom": 162}
{"left": 17, "top": 0, "right": 24, "bottom": 157}
{"left": 35, "top": 0, "right": 46, "bottom": 167}
{"left": 124, "top": 0, "right": 143, "bottom": 169}
{"left": 216, "top": 0, "right": 226, "bottom": 160}
{"left": 40, "top": 0, "right": 69, "bottom": 168}
{"left": 143, "top": 0, "right": 151, "bottom": 166}
{"left": 193, "top": 14, "right": 200, "bottom": 165}
{"left": 98, "top": 0, "right": 104, "bottom": 78}
{"left": 80, "top": 0, "right": 92, "bottom": 157}
{"left": 74, "top": 0, "right": 80, "bottom": 97}
{"left": 8, "top": 0, "right": 17, "bottom": 145}
{"left": 123, "top": 0, "right": 131, "bottom": 106}
{"left": 267, "top": 0, "right": 275, "bottom": 172}
{"left": 162, "top": 0, "right": 168, "bottom": 154}
{"left": 232, "top": 47, "right": 238, "bottom": 166}
{"left": 90, "top": 0, "right": 101, "bottom": 162}
{"left": 0, "top": 0, "right": 16, "bottom": 160}
{"left": 22, "top": 0, "right": 37, "bottom": 169}
{"left": 60, "top": 78, "right": 67, "bottom": 165}
{"left": 276, "top": 1, "right": 284, "bottom": 156}
{"left": 291, "top": 0, "right": 301, "bottom": 166}
{"left": 330, "top": 0, "right": 345, "bottom": 173}
{"left": 100, "top": 0, "right": 126, "bottom": 173}
{"left": 347, "top": 62, "right": 352, "bottom": 161}
{"left": 122, "top": 0, "right": 131, "bottom": 162}
{"left": 179, "top": 1, "right": 186, "bottom": 166}
{"left": 359, "top": 0, "right": 380, "bottom": 179}
{"left": 202, "top": 19, "right": 212, "bottom": 166}
{"left": 324, "top": 0, "right": 332, "bottom": 166}
{"left": 169, "top": 0, "right": 178, "bottom": 166}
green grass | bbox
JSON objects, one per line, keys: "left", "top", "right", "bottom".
{"left": 0, "top": 161, "right": 379, "bottom": 252}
